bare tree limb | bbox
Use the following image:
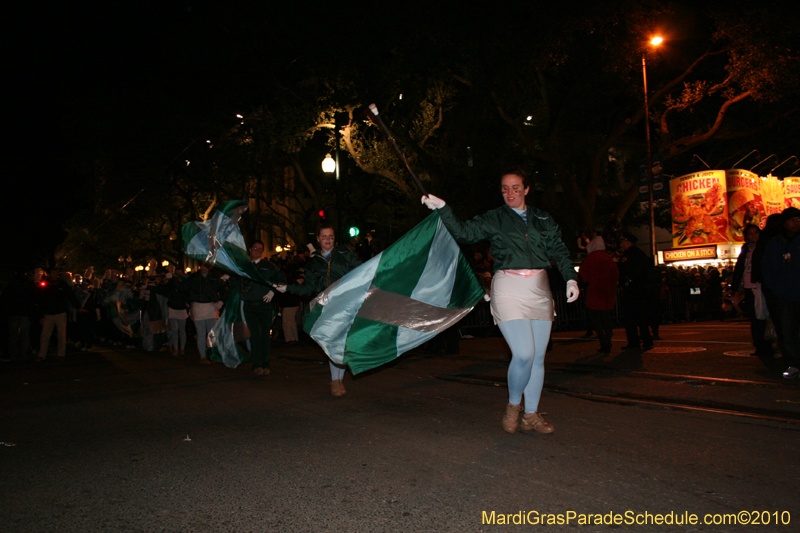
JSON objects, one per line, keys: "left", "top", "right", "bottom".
{"left": 202, "top": 193, "right": 218, "bottom": 221}
{"left": 664, "top": 90, "right": 753, "bottom": 156}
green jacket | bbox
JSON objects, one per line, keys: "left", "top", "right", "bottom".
{"left": 438, "top": 204, "right": 577, "bottom": 282}
{"left": 288, "top": 246, "right": 362, "bottom": 297}
{"left": 233, "top": 259, "right": 286, "bottom": 302}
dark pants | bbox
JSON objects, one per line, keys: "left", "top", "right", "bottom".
{"left": 244, "top": 301, "right": 273, "bottom": 370}
{"left": 775, "top": 299, "right": 800, "bottom": 369}
{"left": 742, "top": 289, "right": 771, "bottom": 356}
{"left": 649, "top": 297, "right": 662, "bottom": 337}
{"left": 75, "top": 311, "right": 96, "bottom": 348}
{"left": 8, "top": 316, "right": 31, "bottom": 360}
{"left": 622, "top": 291, "right": 652, "bottom": 347}
{"left": 587, "top": 308, "right": 613, "bottom": 351}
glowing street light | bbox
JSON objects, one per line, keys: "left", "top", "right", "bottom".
{"left": 322, "top": 153, "right": 336, "bottom": 173}
{"left": 642, "top": 35, "right": 663, "bottom": 264}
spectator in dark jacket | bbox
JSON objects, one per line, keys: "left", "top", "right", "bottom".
{"left": 157, "top": 269, "right": 190, "bottom": 356}
{"left": 37, "top": 269, "right": 80, "bottom": 360}
{"left": 617, "top": 233, "right": 654, "bottom": 350}
{"left": 184, "top": 264, "right": 225, "bottom": 364}
{"left": 762, "top": 207, "right": 800, "bottom": 379}
{"left": 731, "top": 225, "right": 771, "bottom": 358}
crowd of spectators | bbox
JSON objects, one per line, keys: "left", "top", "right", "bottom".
{"left": 0, "top": 231, "right": 383, "bottom": 363}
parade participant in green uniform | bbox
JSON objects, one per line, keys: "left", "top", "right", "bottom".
{"left": 229, "top": 240, "right": 285, "bottom": 375}
{"left": 276, "top": 225, "right": 361, "bottom": 396}
{"left": 422, "top": 168, "right": 579, "bottom": 434}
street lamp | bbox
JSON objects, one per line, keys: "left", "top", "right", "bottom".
{"left": 322, "top": 153, "right": 336, "bottom": 174}
{"left": 642, "top": 36, "right": 662, "bottom": 264}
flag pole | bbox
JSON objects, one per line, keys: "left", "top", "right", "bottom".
{"left": 367, "top": 104, "right": 428, "bottom": 196}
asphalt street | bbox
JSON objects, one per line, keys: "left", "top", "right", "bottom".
{"left": 1, "top": 319, "right": 798, "bottom": 532}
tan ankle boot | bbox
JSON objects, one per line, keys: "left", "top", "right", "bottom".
{"left": 331, "top": 379, "right": 345, "bottom": 397}
{"left": 520, "top": 412, "right": 554, "bottom": 433}
{"left": 502, "top": 403, "right": 522, "bottom": 433}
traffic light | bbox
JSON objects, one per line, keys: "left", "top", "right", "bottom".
{"left": 348, "top": 225, "right": 360, "bottom": 238}
{"left": 318, "top": 209, "right": 326, "bottom": 220}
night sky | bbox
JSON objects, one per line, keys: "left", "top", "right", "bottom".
{"left": 8, "top": 2, "right": 454, "bottom": 270}
{"left": 9, "top": 3, "right": 313, "bottom": 269}
{"left": 6, "top": 1, "right": 798, "bottom": 273}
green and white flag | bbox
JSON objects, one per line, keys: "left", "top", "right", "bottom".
{"left": 305, "top": 211, "right": 485, "bottom": 374}
{"left": 182, "top": 199, "right": 268, "bottom": 284}
{"left": 182, "top": 199, "right": 270, "bottom": 368}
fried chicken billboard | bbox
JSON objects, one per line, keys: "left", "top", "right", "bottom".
{"left": 725, "top": 169, "right": 765, "bottom": 241}
{"left": 670, "top": 170, "right": 729, "bottom": 247}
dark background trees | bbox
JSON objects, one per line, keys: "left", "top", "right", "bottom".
{"left": 8, "top": 0, "right": 798, "bottom": 275}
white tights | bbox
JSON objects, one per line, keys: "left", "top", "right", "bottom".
{"left": 497, "top": 319, "right": 552, "bottom": 414}
{"left": 329, "top": 360, "right": 346, "bottom": 381}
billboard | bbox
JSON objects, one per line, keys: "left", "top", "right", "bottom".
{"left": 670, "top": 170, "right": 729, "bottom": 247}
{"left": 726, "top": 169, "right": 765, "bottom": 241}
{"left": 784, "top": 177, "right": 800, "bottom": 210}
{"left": 759, "top": 174, "right": 784, "bottom": 223}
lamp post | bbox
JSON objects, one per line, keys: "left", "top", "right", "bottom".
{"left": 642, "top": 36, "right": 662, "bottom": 264}
{"left": 322, "top": 113, "right": 348, "bottom": 238}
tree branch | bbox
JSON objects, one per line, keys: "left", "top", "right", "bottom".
{"left": 340, "top": 108, "right": 414, "bottom": 197}
{"left": 665, "top": 90, "right": 753, "bottom": 156}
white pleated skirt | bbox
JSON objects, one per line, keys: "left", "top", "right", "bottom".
{"left": 490, "top": 270, "right": 554, "bottom": 324}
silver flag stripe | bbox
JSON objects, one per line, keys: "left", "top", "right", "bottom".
{"left": 357, "top": 285, "right": 472, "bottom": 332}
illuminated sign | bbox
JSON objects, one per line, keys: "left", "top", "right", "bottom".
{"left": 785, "top": 177, "right": 800, "bottom": 210}
{"left": 669, "top": 171, "right": 728, "bottom": 247}
{"left": 662, "top": 246, "right": 718, "bottom": 262}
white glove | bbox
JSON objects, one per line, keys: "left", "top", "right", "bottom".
{"left": 262, "top": 290, "right": 274, "bottom": 303}
{"left": 566, "top": 279, "right": 580, "bottom": 303}
{"left": 219, "top": 274, "right": 230, "bottom": 281}
{"left": 421, "top": 194, "right": 446, "bottom": 210}
{"left": 274, "top": 284, "right": 287, "bottom": 293}
{"left": 483, "top": 292, "right": 491, "bottom": 302}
